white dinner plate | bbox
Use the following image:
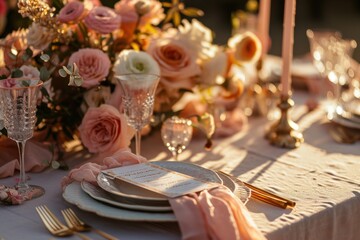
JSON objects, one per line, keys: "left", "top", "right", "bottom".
{"left": 63, "top": 182, "right": 177, "bottom": 222}
{"left": 96, "top": 161, "right": 223, "bottom": 205}
{"left": 328, "top": 109, "right": 360, "bottom": 129}
{"left": 81, "top": 169, "right": 251, "bottom": 212}
{"left": 81, "top": 181, "right": 173, "bottom": 212}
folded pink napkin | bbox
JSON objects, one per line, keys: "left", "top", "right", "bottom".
{"left": 62, "top": 149, "right": 265, "bottom": 240}
{"left": 169, "top": 186, "right": 266, "bottom": 240}
{"left": 0, "top": 135, "right": 52, "bottom": 178}
{"left": 61, "top": 148, "right": 146, "bottom": 189}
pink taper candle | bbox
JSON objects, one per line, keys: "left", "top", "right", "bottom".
{"left": 257, "top": 0, "right": 271, "bottom": 58}
{"left": 281, "top": 0, "right": 296, "bottom": 97}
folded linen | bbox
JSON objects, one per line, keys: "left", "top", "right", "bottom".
{"left": 61, "top": 149, "right": 266, "bottom": 240}
{"left": 0, "top": 136, "right": 52, "bottom": 178}
{"left": 170, "top": 186, "right": 266, "bottom": 240}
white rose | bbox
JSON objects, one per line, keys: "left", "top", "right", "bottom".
{"left": 27, "top": 23, "right": 54, "bottom": 51}
{"left": 199, "top": 46, "right": 229, "bottom": 85}
{"left": 113, "top": 49, "right": 160, "bottom": 76}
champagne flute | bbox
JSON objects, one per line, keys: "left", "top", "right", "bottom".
{"left": 0, "top": 78, "right": 45, "bottom": 198}
{"left": 115, "top": 73, "right": 160, "bottom": 156}
{"left": 161, "top": 116, "right": 193, "bottom": 161}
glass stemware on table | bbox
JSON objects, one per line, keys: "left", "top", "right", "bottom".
{"left": 161, "top": 116, "right": 193, "bottom": 161}
{"left": 306, "top": 29, "right": 357, "bottom": 112}
{"left": 0, "top": 78, "right": 45, "bottom": 199}
{"left": 115, "top": 73, "right": 160, "bottom": 156}
{"left": 307, "top": 29, "right": 360, "bottom": 130}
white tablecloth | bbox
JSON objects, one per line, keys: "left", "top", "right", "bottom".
{"left": 0, "top": 91, "right": 359, "bottom": 240}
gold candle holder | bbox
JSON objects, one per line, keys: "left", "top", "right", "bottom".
{"left": 265, "top": 94, "right": 304, "bottom": 148}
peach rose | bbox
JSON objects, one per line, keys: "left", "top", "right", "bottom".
{"left": 27, "top": 23, "right": 55, "bottom": 51}
{"left": 84, "top": 6, "right": 121, "bottom": 34}
{"left": 58, "top": 1, "right": 85, "bottom": 23}
{"left": 147, "top": 37, "right": 201, "bottom": 90}
{"left": 78, "top": 104, "right": 134, "bottom": 153}
{"left": 68, "top": 48, "right": 111, "bottom": 88}
{"left": 228, "top": 31, "right": 261, "bottom": 65}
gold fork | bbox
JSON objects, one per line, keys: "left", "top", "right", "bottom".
{"left": 61, "top": 208, "right": 119, "bottom": 240}
{"left": 36, "top": 205, "right": 91, "bottom": 240}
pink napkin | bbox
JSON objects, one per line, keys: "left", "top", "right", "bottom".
{"left": 0, "top": 135, "right": 52, "bottom": 178}
{"left": 61, "top": 148, "right": 146, "bottom": 189}
{"left": 169, "top": 186, "right": 265, "bottom": 240}
{"left": 62, "top": 149, "right": 265, "bottom": 240}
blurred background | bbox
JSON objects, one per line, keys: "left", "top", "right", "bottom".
{"left": 183, "top": 0, "right": 360, "bottom": 61}
{"left": 1, "top": 0, "right": 360, "bottom": 61}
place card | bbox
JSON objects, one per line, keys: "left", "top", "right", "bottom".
{"left": 102, "top": 163, "right": 220, "bottom": 198}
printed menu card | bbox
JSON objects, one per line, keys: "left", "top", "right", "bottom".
{"left": 102, "top": 163, "right": 220, "bottom": 198}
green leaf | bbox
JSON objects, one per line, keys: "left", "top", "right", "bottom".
{"left": 63, "top": 66, "right": 72, "bottom": 75}
{"left": 40, "top": 54, "right": 51, "bottom": 62}
{"left": 73, "top": 76, "right": 83, "bottom": 86}
{"left": 21, "top": 80, "right": 30, "bottom": 87}
{"left": 25, "top": 48, "right": 33, "bottom": 57}
{"left": 51, "top": 160, "right": 61, "bottom": 169}
{"left": 11, "top": 69, "right": 23, "bottom": 78}
{"left": 40, "top": 66, "right": 51, "bottom": 81}
{"left": 40, "top": 87, "right": 50, "bottom": 98}
{"left": 58, "top": 68, "right": 67, "bottom": 77}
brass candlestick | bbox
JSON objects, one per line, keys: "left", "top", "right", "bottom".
{"left": 265, "top": 94, "right": 304, "bottom": 148}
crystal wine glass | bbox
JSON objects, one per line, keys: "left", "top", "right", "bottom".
{"left": 161, "top": 116, "right": 193, "bottom": 161}
{"left": 116, "top": 73, "right": 160, "bottom": 156}
{"left": 0, "top": 78, "right": 45, "bottom": 198}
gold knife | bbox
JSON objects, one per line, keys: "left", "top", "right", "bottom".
{"left": 218, "top": 170, "right": 296, "bottom": 209}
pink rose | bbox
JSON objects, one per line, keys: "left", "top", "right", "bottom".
{"left": 84, "top": 6, "right": 121, "bottom": 34}
{"left": 68, "top": 48, "right": 110, "bottom": 88}
{"left": 78, "top": 104, "right": 134, "bottom": 153}
{"left": 114, "top": 0, "right": 164, "bottom": 29}
{"left": 58, "top": 1, "right": 85, "bottom": 23}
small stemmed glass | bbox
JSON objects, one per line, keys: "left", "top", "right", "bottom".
{"left": 161, "top": 116, "right": 193, "bottom": 161}
{"left": 116, "top": 73, "right": 160, "bottom": 156}
{"left": 0, "top": 78, "right": 45, "bottom": 198}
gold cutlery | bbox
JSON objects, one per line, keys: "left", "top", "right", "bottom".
{"left": 218, "top": 171, "right": 296, "bottom": 209}
{"left": 36, "top": 205, "right": 91, "bottom": 240}
{"left": 61, "top": 208, "right": 119, "bottom": 240}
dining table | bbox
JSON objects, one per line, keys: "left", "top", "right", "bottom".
{"left": 0, "top": 84, "right": 359, "bottom": 240}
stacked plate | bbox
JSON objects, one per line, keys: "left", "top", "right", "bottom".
{"left": 63, "top": 161, "right": 251, "bottom": 222}
{"left": 328, "top": 101, "right": 360, "bottom": 129}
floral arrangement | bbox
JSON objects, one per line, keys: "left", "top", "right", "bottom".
{"left": 0, "top": 0, "right": 261, "bottom": 168}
